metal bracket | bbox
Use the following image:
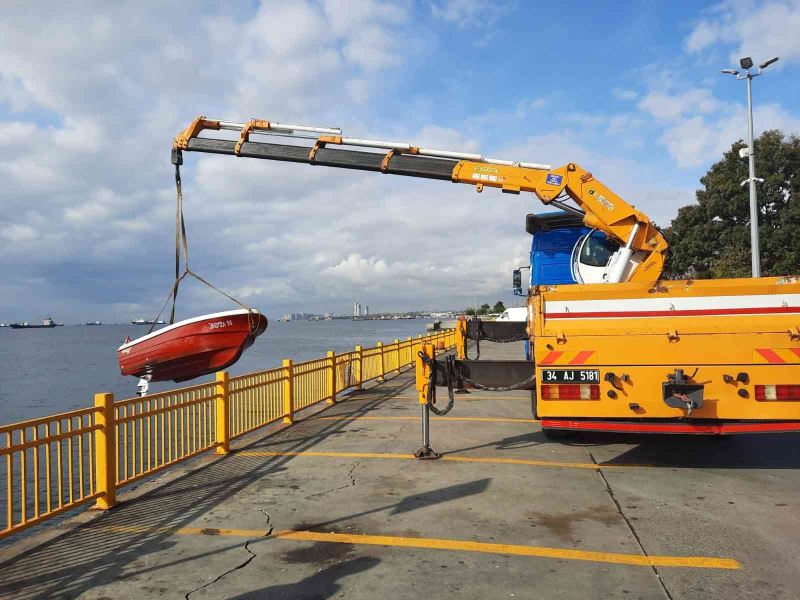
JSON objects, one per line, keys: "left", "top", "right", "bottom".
{"left": 789, "top": 326, "right": 800, "bottom": 341}
{"left": 173, "top": 116, "right": 220, "bottom": 150}
{"left": 381, "top": 146, "right": 418, "bottom": 173}
{"left": 667, "top": 329, "right": 680, "bottom": 342}
{"left": 309, "top": 135, "right": 343, "bottom": 162}
{"left": 235, "top": 119, "right": 271, "bottom": 155}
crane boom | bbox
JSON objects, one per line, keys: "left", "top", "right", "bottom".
{"left": 173, "top": 116, "right": 668, "bottom": 283}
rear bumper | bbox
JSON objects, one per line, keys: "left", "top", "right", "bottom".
{"left": 540, "top": 419, "right": 800, "bottom": 435}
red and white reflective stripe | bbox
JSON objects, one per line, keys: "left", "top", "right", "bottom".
{"left": 541, "top": 419, "right": 800, "bottom": 434}
{"left": 545, "top": 293, "right": 800, "bottom": 320}
{"left": 538, "top": 350, "right": 596, "bottom": 365}
{"left": 754, "top": 349, "right": 800, "bottom": 364}
{"left": 755, "top": 384, "right": 800, "bottom": 401}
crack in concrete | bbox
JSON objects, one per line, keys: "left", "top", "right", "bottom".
{"left": 586, "top": 448, "right": 674, "bottom": 600}
{"left": 184, "top": 510, "right": 273, "bottom": 600}
{"left": 303, "top": 462, "right": 359, "bottom": 500}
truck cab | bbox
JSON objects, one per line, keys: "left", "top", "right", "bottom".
{"left": 514, "top": 211, "right": 617, "bottom": 295}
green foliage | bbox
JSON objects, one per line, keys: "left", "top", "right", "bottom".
{"left": 493, "top": 301, "right": 506, "bottom": 313}
{"left": 666, "top": 130, "right": 800, "bottom": 279}
{"left": 479, "top": 303, "right": 491, "bottom": 315}
{"left": 465, "top": 307, "right": 476, "bottom": 316}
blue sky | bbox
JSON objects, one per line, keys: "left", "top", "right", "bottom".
{"left": 1, "top": 0, "right": 799, "bottom": 322}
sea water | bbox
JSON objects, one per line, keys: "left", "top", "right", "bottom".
{"left": 0, "top": 319, "right": 431, "bottom": 425}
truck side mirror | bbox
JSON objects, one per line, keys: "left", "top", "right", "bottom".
{"left": 512, "top": 269, "right": 522, "bottom": 295}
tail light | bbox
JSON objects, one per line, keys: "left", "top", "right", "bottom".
{"left": 541, "top": 384, "right": 599, "bottom": 400}
{"left": 755, "top": 385, "right": 800, "bottom": 401}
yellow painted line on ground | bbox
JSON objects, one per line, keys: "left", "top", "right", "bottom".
{"left": 275, "top": 530, "right": 740, "bottom": 570}
{"left": 316, "top": 415, "right": 539, "bottom": 424}
{"left": 96, "top": 525, "right": 739, "bottom": 570}
{"left": 237, "top": 450, "right": 649, "bottom": 470}
{"left": 392, "top": 396, "right": 532, "bottom": 401}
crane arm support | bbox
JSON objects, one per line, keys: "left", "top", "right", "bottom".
{"left": 174, "top": 116, "right": 668, "bottom": 282}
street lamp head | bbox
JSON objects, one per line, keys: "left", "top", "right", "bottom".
{"left": 721, "top": 69, "right": 739, "bottom": 75}
{"left": 759, "top": 56, "right": 779, "bottom": 69}
{"left": 739, "top": 57, "right": 754, "bottom": 69}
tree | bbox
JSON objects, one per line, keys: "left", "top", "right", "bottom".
{"left": 493, "top": 301, "right": 506, "bottom": 313}
{"left": 665, "top": 130, "right": 800, "bottom": 279}
{"left": 479, "top": 303, "right": 491, "bottom": 315}
{"left": 465, "top": 307, "right": 476, "bottom": 316}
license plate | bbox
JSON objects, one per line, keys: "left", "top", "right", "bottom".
{"left": 540, "top": 369, "right": 600, "bottom": 383}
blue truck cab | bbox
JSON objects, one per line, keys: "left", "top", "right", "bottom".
{"left": 513, "top": 212, "right": 606, "bottom": 360}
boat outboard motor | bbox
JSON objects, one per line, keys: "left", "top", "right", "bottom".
{"left": 137, "top": 374, "right": 151, "bottom": 397}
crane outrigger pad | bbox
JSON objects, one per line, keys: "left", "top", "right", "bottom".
{"left": 185, "top": 138, "right": 459, "bottom": 181}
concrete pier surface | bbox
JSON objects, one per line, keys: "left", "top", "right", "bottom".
{"left": 1, "top": 341, "right": 800, "bottom": 599}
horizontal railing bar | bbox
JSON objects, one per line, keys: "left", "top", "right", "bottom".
{"left": 229, "top": 379, "right": 286, "bottom": 393}
{"left": 0, "top": 406, "right": 100, "bottom": 435}
{"left": 114, "top": 397, "right": 220, "bottom": 424}
{"left": 115, "top": 382, "right": 218, "bottom": 408}
{"left": 0, "top": 424, "right": 102, "bottom": 455}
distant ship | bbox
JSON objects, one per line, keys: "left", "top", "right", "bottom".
{"left": 84, "top": 321, "right": 102, "bottom": 326}
{"left": 131, "top": 319, "right": 166, "bottom": 325}
{"left": 11, "top": 317, "right": 58, "bottom": 329}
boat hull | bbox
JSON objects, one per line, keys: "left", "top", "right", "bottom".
{"left": 117, "top": 310, "right": 268, "bottom": 382}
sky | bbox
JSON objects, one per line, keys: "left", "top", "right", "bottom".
{"left": 1, "top": 0, "right": 799, "bottom": 322}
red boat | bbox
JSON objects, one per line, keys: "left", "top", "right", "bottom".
{"left": 118, "top": 309, "right": 268, "bottom": 383}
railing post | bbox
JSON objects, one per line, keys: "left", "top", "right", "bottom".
{"left": 394, "top": 339, "right": 401, "bottom": 373}
{"left": 406, "top": 337, "right": 412, "bottom": 368}
{"left": 283, "top": 359, "right": 294, "bottom": 423}
{"left": 377, "top": 342, "right": 385, "bottom": 381}
{"left": 355, "top": 345, "right": 363, "bottom": 390}
{"left": 215, "top": 371, "right": 230, "bottom": 455}
{"left": 327, "top": 350, "right": 336, "bottom": 404}
{"left": 93, "top": 392, "right": 117, "bottom": 510}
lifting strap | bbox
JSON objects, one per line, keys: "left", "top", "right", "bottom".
{"left": 148, "top": 162, "right": 253, "bottom": 333}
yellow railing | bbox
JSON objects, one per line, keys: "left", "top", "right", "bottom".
{"left": 0, "top": 328, "right": 455, "bottom": 539}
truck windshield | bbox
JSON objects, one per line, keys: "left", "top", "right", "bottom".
{"left": 579, "top": 231, "right": 620, "bottom": 267}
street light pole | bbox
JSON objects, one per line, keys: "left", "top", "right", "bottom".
{"left": 745, "top": 71, "right": 760, "bottom": 277}
{"left": 721, "top": 56, "right": 779, "bottom": 278}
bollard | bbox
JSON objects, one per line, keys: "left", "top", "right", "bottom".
{"left": 327, "top": 350, "right": 336, "bottom": 404}
{"left": 355, "top": 345, "right": 363, "bottom": 390}
{"left": 283, "top": 359, "right": 294, "bottom": 423}
{"left": 93, "top": 393, "right": 117, "bottom": 509}
{"left": 215, "top": 371, "right": 230, "bottom": 454}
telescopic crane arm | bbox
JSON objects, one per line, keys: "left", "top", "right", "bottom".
{"left": 173, "top": 116, "right": 668, "bottom": 283}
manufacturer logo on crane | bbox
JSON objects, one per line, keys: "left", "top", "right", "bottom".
{"left": 588, "top": 188, "right": 615, "bottom": 210}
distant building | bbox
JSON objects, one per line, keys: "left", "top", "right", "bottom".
{"left": 353, "top": 302, "right": 361, "bottom": 318}
{"left": 365, "top": 306, "right": 369, "bottom": 317}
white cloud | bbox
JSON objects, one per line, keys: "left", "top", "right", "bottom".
{"left": 658, "top": 101, "right": 800, "bottom": 168}
{"left": 612, "top": 88, "right": 639, "bottom": 101}
{"left": 431, "top": 0, "right": 515, "bottom": 28}
{"left": 685, "top": 1, "right": 800, "bottom": 65}
{"left": 638, "top": 88, "right": 720, "bottom": 120}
